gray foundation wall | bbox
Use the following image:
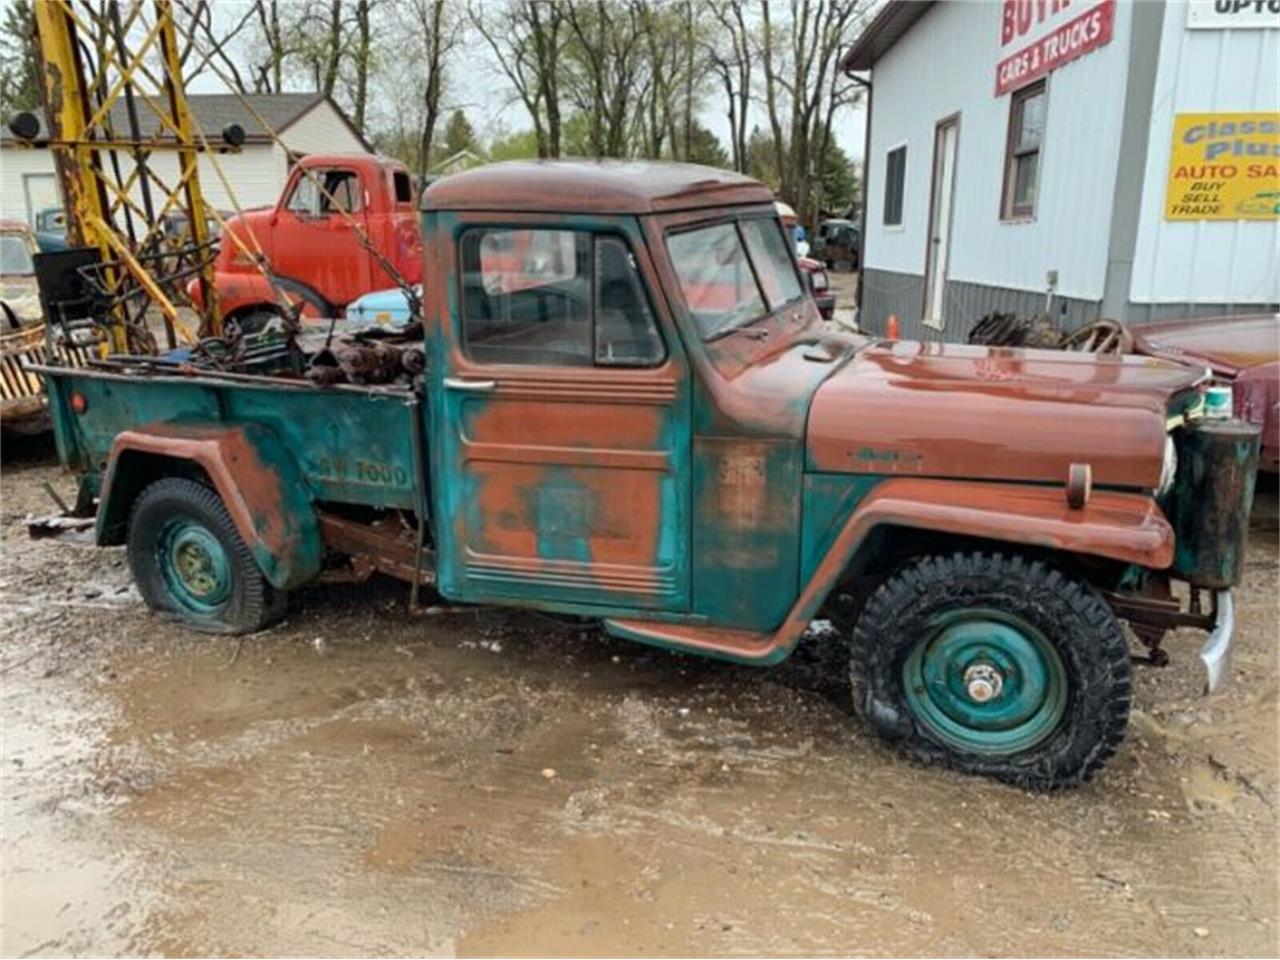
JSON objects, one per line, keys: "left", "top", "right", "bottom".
{"left": 859, "top": 267, "right": 1278, "bottom": 341}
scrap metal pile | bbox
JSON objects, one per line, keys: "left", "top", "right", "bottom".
{"left": 968, "top": 312, "right": 1134, "bottom": 354}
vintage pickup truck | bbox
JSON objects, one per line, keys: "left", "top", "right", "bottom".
{"left": 34, "top": 161, "right": 1260, "bottom": 790}
{"left": 191, "top": 152, "right": 422, "bottom": 328}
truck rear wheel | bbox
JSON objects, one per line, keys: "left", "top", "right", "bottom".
{"left": 127, "top": 477, "right": 285, "bottom": 634}
{"left": 849, "top": 551, "right": 1130, "bottom": 790}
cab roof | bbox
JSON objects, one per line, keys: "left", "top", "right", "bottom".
{"left": 422, "top": 159, "right": 774, "bottom": 215}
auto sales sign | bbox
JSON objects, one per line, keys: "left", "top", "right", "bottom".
{"left": 1165, "top": 113, "right": 1280, "bottom": 220}
{"left": 996, "top": 0, "right": 1116, "bottom": 95}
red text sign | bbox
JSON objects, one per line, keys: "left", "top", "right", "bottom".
{"left": 995, "top": 0, "right": 1116, "bottom": 95}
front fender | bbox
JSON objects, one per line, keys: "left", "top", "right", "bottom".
{"left": 97, "top": 422, "right": 322, "bottom": 590}
{"left": 605, "top": 478, "right": 1171, "bottom": 664}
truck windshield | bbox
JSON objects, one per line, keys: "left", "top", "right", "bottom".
{"left": 667, "top": 218, "right": 803, "bottom": 341}
{"left": 0, "top": 235, "right": 34, "bottom": 276}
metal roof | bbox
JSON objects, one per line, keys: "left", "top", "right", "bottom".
{"left": 841, "top": 0, "right": 937, "bottom": 72}
{"left": 422, "top": 160, "right": 775, "bottom": 215}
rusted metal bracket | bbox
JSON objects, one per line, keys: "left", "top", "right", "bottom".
{"left": 316, "top": 511, "right": 435, "bottom": 588}
{"left": 1105, "top": 587, "right": 1218, "bottom": 667}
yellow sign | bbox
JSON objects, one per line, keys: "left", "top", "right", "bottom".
{"left": 1165, "top": 112, "right": 1280, "bottom": 220}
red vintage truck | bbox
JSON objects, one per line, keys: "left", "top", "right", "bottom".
{"left": 195, "top": 153, "right": 422, "bottom": 327}
{"left": 35, "top": 161, "right": 1261, "bottom": 790}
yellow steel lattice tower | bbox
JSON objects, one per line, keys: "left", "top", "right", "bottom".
{"left": 26, "top": 0, "right": 227, "bottom": 351}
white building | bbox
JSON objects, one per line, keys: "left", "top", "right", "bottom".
{"left": 1, "top": 93, "right": 371, "bottom": 227}
{"left": 843, "top": 0, "right": 1280, "bottom": 340}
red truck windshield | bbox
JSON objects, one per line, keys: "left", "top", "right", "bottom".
{"left": 667, "top": 218, "right": 803, "bottom": 341}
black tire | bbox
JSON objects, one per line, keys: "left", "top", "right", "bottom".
{"left": 127, "top": 477, "right": 286, "bottom": 634}
{"left": 850, "top": 551, "right": 1130, "bottom": 790}
{"left": 232, "top": 309, "right": 279, "bottom": 336}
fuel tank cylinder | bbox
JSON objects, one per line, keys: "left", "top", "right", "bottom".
{"left": 1168, "top": 419, "right": 1261, "bottom": 589}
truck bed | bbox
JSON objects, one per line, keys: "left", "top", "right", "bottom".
{"left": 36, "top": 358, "right": 422, "bottom": 513}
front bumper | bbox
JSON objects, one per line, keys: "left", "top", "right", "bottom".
{"left": 1199, "top": 589, "right": 1235, "bottom": 694}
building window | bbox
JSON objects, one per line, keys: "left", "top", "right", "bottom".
{"left": 1003, "top": 80, "right": 1046, "bottom": 219}
{"left": 883, "top": 145, "right": 907, "bottom": 226}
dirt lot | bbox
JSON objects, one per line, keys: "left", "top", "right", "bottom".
{"left": 2, "top": 435, "right": 1277, "bottom": 958}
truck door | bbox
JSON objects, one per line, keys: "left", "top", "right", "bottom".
{"left": 272, "top": 165, "right": 373, "bottom": 308}
{"left": 431, "top": 220, "right": 691, "bottom": 613}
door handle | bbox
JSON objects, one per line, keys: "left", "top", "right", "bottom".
{"left": 443, "top": 377, "right": 496, "bottom": 393}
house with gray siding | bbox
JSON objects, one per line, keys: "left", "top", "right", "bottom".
{"left": 842, "top": 0, "right": 1280, "bottom": 341}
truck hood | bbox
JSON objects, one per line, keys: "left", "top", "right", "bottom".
{"left": 807, "top": 340, "right": 1202, "bottom": 489}
{"left": 1130, "top": 312, "right": 1279, "bottom": 377}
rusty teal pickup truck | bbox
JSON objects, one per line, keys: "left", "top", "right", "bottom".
{"left": 33, "top": 161, "right": 1260, "bottom": 789}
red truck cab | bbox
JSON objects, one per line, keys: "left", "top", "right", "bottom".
{"left": 197, "top": 153, "right": 421, "bottom": 326}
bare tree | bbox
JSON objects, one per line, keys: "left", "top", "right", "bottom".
{"left": 350, "top": 0, "right": 374, "bottom": 132}
{"left": 760, "top": 0, "right": 865, "bottom": 219}
{"left": 704, "top": 0, "right": 753, "bottom": 171}
{"left": 252, "top": 0, "right": 288, "bottom": 93}
{"left": 471, "top": 1, "right": 567, "bottom": 158}
{"left": 177, "top": 0, "right": 257, "bottom": 93}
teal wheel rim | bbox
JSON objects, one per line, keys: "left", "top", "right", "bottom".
{"left": 156, "top": 519, "right": 232, "bottom": 613}
{"left": 902, "top": 609, "right": 1067, "bottom": 756}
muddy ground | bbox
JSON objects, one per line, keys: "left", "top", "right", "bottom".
{"left": 2, "top": 434, "right": 1277, "bottom": 958}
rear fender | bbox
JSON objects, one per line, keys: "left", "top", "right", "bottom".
{"left": 97, "top": 422, "right": 321, "bottom": 589}
{"left": 605, "top": 478, "right": 1172, "bottom": 664}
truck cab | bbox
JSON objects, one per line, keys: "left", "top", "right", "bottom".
{"left": 200, "top": 153, "right": 421, "bottom": 326}
{"left": 38, "top": 161, "right": 1260, "bottom": 790}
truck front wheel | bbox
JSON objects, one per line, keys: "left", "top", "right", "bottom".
{"left": 126, "top": 477, "right": 286, "bottom": 634}
{"left": 849, "top": 551, "right": 1131, "bottom": 790}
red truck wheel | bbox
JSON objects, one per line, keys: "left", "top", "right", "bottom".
{"left": 126, "top": 477, "right": 286, "bottom": 634}
{"left": 849, "top": 551, "right": 1131, "bottom": 790}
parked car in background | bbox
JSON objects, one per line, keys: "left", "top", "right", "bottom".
{"left": 191, "top": 152, "right": 421, "bottom": 330}
{"left": 812, "top": 218, "right": 859, "bottom": 271}
{"left": 33, "top": 206, "right": 70, "bottom": 252}
{"left": 1, "top": 219, "right": 95, "bottom": 433}
{"left": 1131, "top": 313, "right": 1279, "bottom": 473}
{"left": 775, "top": 202, "right": 836, "bottom": 320}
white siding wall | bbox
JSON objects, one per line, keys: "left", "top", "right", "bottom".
{"left": 864, "top": 0, "right": 1133, "bottom": 302}
{"left": 1129, "top": 3, "right": 1280, "bottom": 305}
{"left": 278, "top": 101, "right": 367, "bottom": 156}
{"left": 2, "top": 143, "right": 287, "bottom": 220}
{"left": 0, "top": 146, "right": 63, "bottom": 224}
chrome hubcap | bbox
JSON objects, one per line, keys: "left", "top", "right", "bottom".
{"left": 964, "top": 663, "right": 1004, "bottom": 704}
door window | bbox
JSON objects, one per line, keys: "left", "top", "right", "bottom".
{"left": 460, "top": 228, "right": 664, "bottom": 367}
{"left": 284, "top": 169, "right": 363, "bottom": 216}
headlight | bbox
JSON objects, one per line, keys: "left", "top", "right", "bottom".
{"left": 1157, "top": 434, "right": 1178, "bottom": 497}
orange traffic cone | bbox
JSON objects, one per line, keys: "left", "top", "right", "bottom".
{"left": 886, "top": 314, "right": 900, "bottom": 340}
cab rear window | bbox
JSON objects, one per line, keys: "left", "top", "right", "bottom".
{"left": 666, "top": 218, "right": 803, "bottom": 341}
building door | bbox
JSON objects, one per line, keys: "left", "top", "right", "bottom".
{"left": 23, "top": 173, "right": 60, "bottom": 227}
{"left": 923, "top": 117, "right": 959, "bottom": 330}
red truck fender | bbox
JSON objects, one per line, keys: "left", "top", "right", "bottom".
{"left": 96, "top": 422, "right": 323, "bottom": 590}
{"left": 606, "top": 477, "right": 1173, "bottom": 663}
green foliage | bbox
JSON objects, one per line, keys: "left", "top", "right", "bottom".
{"left": 487, "top": 128, "right": 541, "bottom": 162}
{"left": 437, "top": 109, "right": 479, "bottom": 160}
{"left": 685, "top": 122, "right": 731, "bottom": 169}
{"left": 743, "top": 126, "right": 779, "bottom": 190}
{"left": 0, "top": 0, "right": 38, "bottom": 121}
{"left": 819, "top": 139, "right": 859, "bottom": 214}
